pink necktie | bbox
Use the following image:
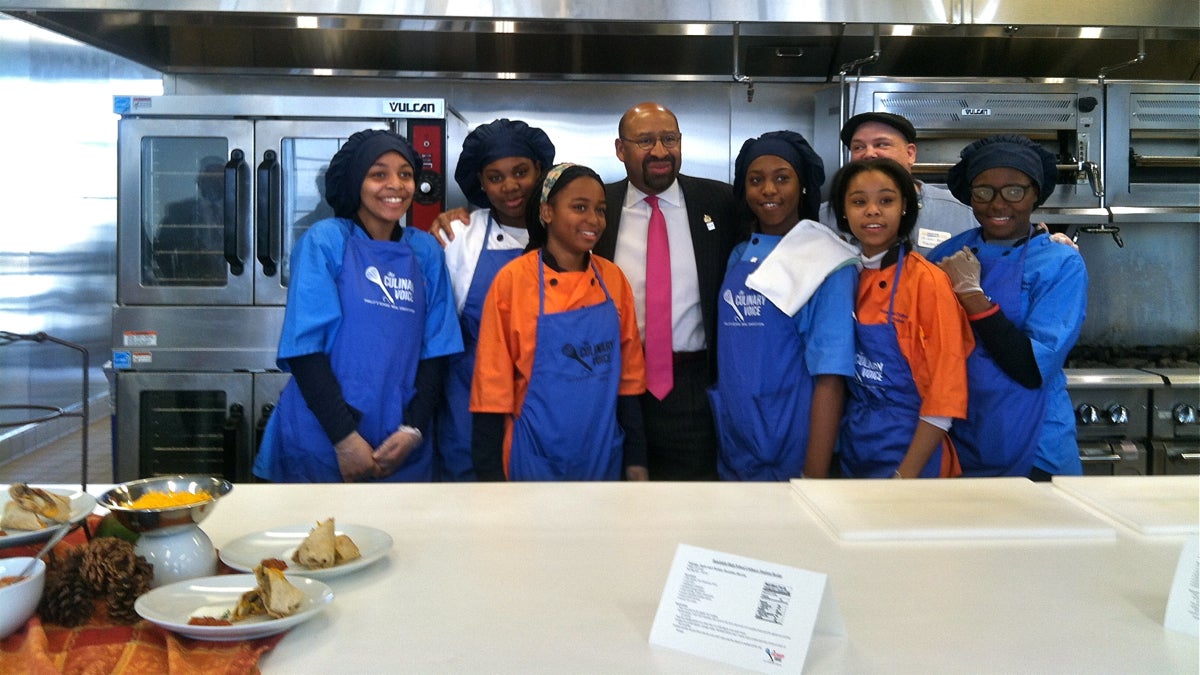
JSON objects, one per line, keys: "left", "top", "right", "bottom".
{"left": 644, "top": 195, "right": 673, "bottom": 400}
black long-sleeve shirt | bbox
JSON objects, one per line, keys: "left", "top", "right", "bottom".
{"left": 287, "top": 352, "right": 447, "bottom": 444}
{"left": 965, "top": 233, "right": 1043, "bottom": 390}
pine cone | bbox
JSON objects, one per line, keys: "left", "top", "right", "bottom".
{"left": 51, "top": 545, "right": 86, "bottom": 574}
{"left": 39, "top": 549, "right": 95, "bottom": 627}
{"left": 105, "top": 571, "right": 151, "bottom": 624}
{"left": 80, "top": 537, "right": 140, "bottom": 592}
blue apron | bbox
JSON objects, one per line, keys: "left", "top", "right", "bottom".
{"left": 437, "top": 215, "right": 522, "bottom": 481}
{"left": 265, "top": 232, "right": 429, "bottom": 482}
{"left": 839, "top": 250, "right": 949, "bottom": 478}
{"left": 708, "top": 238, "right": 815, "bottom": 480}
{"left": 508, "top": 253, "right": 623, "bottom": 481}
{"left": 954, "top": 230, "right": 1045, "bottom": 477}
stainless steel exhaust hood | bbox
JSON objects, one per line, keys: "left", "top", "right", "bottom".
{"left": 2, "top": 1, "right": 1198, "bottom": 81}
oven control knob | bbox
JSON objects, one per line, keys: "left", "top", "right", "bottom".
{"left": 1173, "top": 404, "right": 1198, "bottom": 425}
{"left": 1075, "top": 404, "right": 1099, "bottom": 426}
{"left": 1105, "top": 405, "right": 1129, "bottom": 425}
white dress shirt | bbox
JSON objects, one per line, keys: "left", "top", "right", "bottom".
{"left": 611, "top": 180, "right": 706, "bottom": 352}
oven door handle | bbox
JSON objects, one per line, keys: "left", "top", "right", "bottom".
{"left": 255, "top": 150, "right": 280, "bottom": 277}
{"left": 255, "top": 403, "right": 275, "bottom": 452}
{"left": 223, "top": 149, "right": 249, "bottom": 276}
{"left": 1079, "top": 453, "right": 1122, "bottom": 463}
{"left": 222, "top": 402, "right": 246, "bottom": 480}
{"left": 1176, "top": 452, "right": 1200, "bottom": 461}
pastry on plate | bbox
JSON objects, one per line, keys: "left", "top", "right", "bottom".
{"left": 1, "top": 483, "right": 71, "bottom": 530}
{"left": 293, "top": 518, "right": 337, "bottom": 568}
{"left": 334, "top": 534, "right": 361, "bottom": 564}
{"left": 292, "top": 518, "right": 362, "bottom": 568}
{"left": 231, "top": 585, "right": 266, "bottom": 621}
{"left": 232, "top": 563, "right": 306, "bottom": 620}
{"left": 258, "top": 565, "right": 306, "bottom": 618}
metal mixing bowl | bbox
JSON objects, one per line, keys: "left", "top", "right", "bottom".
{"left": 99, "top": 475, "right": 232, "bottom": 534}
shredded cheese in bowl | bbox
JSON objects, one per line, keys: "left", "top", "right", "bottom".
{"left": 126, "top": 490, "right": 212, "bottom": 509}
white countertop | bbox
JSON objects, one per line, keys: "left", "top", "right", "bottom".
{"left": 63, "top": 479, "right": 1200, "bottom": 673}
{"left": 792, "top": 477, "right": 1119, "bottom": 541}
{"left": 42, "top": 475, "right": 1195, "bottom": 667}
{"left": 1053, "top": 475, "right": 1199, "bottom": 536}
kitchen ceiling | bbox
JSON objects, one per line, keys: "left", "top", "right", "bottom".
{"left": 2, "top": 2, "right": 1198, "bottom": 81}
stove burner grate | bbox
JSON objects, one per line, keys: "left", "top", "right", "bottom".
{"left": 1067, "top": 344, "right": 1200, "bottom": 370}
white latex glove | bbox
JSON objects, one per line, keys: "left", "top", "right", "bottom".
{"left": 937, "top": 246, "right": 984, "bottom": 295}
{"left": 334, "top": 432, "right": 381, "bottom": 482}
{"left": 1034, "top": 222, "right": 1079, "bottom": 251}
{"left": 1047, "top": 231, "right": 1079, "bottom": 250}
{"left": 372, "top": 427, "right": 423, "bottom": 478}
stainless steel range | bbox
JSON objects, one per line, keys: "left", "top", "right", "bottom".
{"left": 1066, "top": 369, "right": 1155, "bottom": 475}
{"left": 1145, "top": 367, "right": 1200, "bottom": 475}
{"left": 1066, "top": 345, "right": 1200, "bottom": 475}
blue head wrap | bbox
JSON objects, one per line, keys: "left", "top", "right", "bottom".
{"left": 947, "top": 134, "right": 1059, "bottom": 208}
{"left": 733, "top": 130, "right": 825, "bottom": 222}
{"left": 454, "top": 119, "right": 556, "bottom": 208}
{"left": 324, "top": 129, "right": 421, "bottom": 218}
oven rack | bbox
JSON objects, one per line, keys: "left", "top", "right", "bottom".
{"left": 0, "top": 330, "right": 90, "bottom": 491}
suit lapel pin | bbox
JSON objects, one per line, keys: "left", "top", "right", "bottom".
{"left": 704, "top": 214, "right": 715, "bottom": 231}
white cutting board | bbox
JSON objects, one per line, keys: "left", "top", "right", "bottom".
{"left": 791, "top": 477, "right": 1116, "bottom": 542}
{"left": 1051, "top": 475, "right": 1200, "bottom": 536}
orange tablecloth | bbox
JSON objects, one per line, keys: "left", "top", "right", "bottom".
{"left": 0, "top": 517, "right": 283, "bottom": 675}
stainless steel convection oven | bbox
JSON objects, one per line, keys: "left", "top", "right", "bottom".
{"left": 815, "top": 79, "right": 1109, "bottom": 224}
{"left": 110, "top": 95, "right": 463, "bottom": 481}
{"left": 1104, "top": 81, "right": 1200, "bottom": 212}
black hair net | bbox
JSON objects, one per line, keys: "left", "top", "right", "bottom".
{"left": 946, "top": 134, "right": 1058, "bottom": 208}
{"left": 454, "top": 119, "right": 555, "bottom": 209}
{"left": 733, "top": 130, "right": 825, "bottom": 222}
{"left": 324, "top": 129, "right": 421, "bottom": 218}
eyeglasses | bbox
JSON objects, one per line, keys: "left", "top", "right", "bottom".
{"left": 620, "top": 133, "right": 681, "bottom": 151}
{"left": 970, "top": 184, "right": 1033, "bottom": 203}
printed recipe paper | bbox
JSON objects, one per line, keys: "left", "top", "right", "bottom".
{"left": 650, "top": 544, "right": 843, "bottom": 673}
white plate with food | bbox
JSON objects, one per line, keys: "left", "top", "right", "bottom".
{"left": 0, "top": 485, "right": 97, "bottom": 548}
{"left": 134, "top": 573, "right": 333, "bottom": 641}
{"left": 219, "top": 522, "right": 393, "bottom": 579}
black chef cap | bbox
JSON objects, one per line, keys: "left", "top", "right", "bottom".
{"left": 839, "top": 112, "right": 918, "bottom": 146}
{"left": 455, "top": 119, "right": 556, "bottom": 209}
{"left": 947, "top": 134, "right": 1058, "bottom": 208}
{"left": 733, "top": 130, "right": 825, "bottom": 222}
{"left": 324, "top": 129, "right": 421, "bottom": 218}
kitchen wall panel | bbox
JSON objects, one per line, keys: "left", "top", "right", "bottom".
{"left": 1074, "top": 222, "right": 1200, "bottom": 346}
{"left": 0, "top": 15, "right": 159, "bottom": 465}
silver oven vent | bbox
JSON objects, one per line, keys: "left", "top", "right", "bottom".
{"left": 1129, "top": 95, "right": 1200, "bottom": 128}
{"left": 876, "top": 93, "right": 1083, "bottom": 130}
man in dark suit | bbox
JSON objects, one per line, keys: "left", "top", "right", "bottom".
{"left": 594, "top": 102, "right": 743, "bottom": 480}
